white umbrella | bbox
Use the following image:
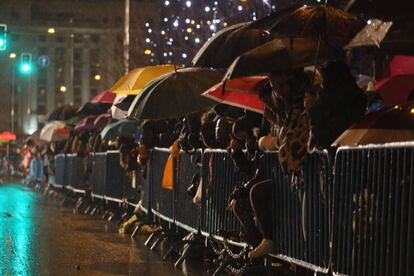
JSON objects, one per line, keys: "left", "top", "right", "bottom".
{"left": 40, "top": 121, "right": 69, "bottom": 142}
{"left": 110, "top": 94, "right": 128, "bottom": 119}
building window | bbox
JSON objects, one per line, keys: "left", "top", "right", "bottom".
{"left": 56, "top": 36, "right": 65, "bottom": 43}
{"left": 74, "top": 34, "right": 83, "bottom": 44}
{"left": 74, "top": 87, "right": 82, "bottom": 105}
{"left": 91, "top": 35, "right": 99, "bottom": 44}
{"left": 74, "top": 48, "right": 82, "bottom": 61}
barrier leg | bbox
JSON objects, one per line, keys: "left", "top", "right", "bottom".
{"left": 145, "top": 229, "right": 163, "bottom": 247}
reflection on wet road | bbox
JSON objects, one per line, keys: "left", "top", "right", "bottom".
{"left": 0, "top": 184, "right": 35, "bottom": 276}
{"left": 0, "top": 183, "right": 206, "bottom": 275}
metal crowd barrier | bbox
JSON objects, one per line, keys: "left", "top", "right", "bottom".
{"left": 105, "top": 151, "right": 128, "bottom": 203}
{"left": 270, "top": 151, "right": 331, "bottom": 273}
{"left": 148, "top": 148, "right": 174, "bottom": 223}
{"left": 175, "top": 150, "right": 202, "bottom": 233}
{"left": 51, "top": 143, "right": 414, "bottom": 275}
{"left": 201, "top": 149, "right": 248, "bottom": 245}
{"left": 89, "top": 153, "right": 107, "bottom": 200}
{"left": 65, "top": 154, "right": 87, "bottom": 194}
{"left": 332, "top": 143, "right": 414, "bottom": 276}
{"left": 53, "top": 154, "right": 66, "bottom": 188}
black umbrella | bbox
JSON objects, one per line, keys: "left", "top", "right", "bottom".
{"left": 77, "top": 102, "right": 112, "bottom": 117}
{"left": 47, "top": 105, "right": 78, "bottom": 122}
{"left": 65, "top": 102, "right": 111, "bottom": 127}
{"left": 224, "top": 37, "right": 339, "bottom": 80}
{"left": 193, "top": 24, "right": 276, "bottom": 69}
{"left": 266, "top": 5, "right": 363, "bottom": 46}
{"left": 128, "top": 68, "right": 223, "bottom": 120}
{"left": 192, "top": 22, "right": 246, "bottom": 68}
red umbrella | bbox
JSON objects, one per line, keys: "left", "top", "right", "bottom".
{"left": 91, "top": 90, "right": 116, "bottom": 104}
{"left": 375, "top": 55, "right": 414, "bottom": 106}
{"left": 74, "top": 115, "right": 98, "bottom": 131}
{"left": 202, "top": 76, "right": 268, "bottom": 113}
{"left": 333, "top": 101, "right": 414, "bottom": 146}
{"left": 93, "top": 113, "right": 113, "bottom": 130}
{"left": 0, "top": 131, "right": 16, "bottom": 141}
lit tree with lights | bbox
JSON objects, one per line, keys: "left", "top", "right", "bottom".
{"left": 143, "top": 0, "right": 278, "bottom": 66}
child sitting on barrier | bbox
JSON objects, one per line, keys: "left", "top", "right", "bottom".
{"left": 227, "top": 116, "right": 267, "bottom": 248}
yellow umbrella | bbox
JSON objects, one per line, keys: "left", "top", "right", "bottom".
{"left": 111, "top": 65, "right": 178, "bottom": 95}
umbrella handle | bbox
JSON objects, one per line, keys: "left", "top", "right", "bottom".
{"left": 221, "top": 79, "right": 227, "bottom": 96}
{"left": 312, "top": 36, "right": 322, "bottom": 84}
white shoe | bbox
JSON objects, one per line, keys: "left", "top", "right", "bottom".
{"left": 248, "top": 239, "right": 274, "bottom": 259}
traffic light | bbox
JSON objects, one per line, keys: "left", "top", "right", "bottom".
{"left": 0, "top": 24, "right": 7, "bottom": 51}
{"left": 20, "top": 53, "right": 32, "bottom": 74}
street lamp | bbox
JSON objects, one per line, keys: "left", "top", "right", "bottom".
{"left": 9, "top": 53, "right": 16, "bottom": 134}
{"left": 60, "top": 85, "right": 67, "bottom": 92}
{"left": 94, "top": 74, "right": 101, "bottom": 80}
{"left": 47, "top": 27, "right": 56, "bottom": 34}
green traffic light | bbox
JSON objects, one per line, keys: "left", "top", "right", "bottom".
{"left": 20, "top": 63, "right": 32, "bottom": 74}
{"left": 0, "top": 37, "right": 5, "bottom": 50}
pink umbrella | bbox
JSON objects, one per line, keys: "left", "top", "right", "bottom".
{"left": 375, "top": 55, "right": 414, "bottom": 106}
{"left": 74, "top": 115, "right": 98, "bottom": 131}
{"left": 93, "top": 113, "right": 113, "bottom": 130}
{"left": 91, "top": 90, "right": 116, "bottom": 104}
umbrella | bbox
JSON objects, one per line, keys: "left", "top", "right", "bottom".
{"left": 74, "top": 115, "right": 98, "bottom": 132}
{"left": 192, "top": 22, "right": 247, "bottom": 67}
{"left": 65, "top": 102, "right": 111, "bottom": 127}
{"left": 100, "top": 119, "right": 139, "bottom": 141}
{"left": 77, "top": 102, "right": 112, "bottom": 117}
{"left": 40, "top": 121, "right": 70, "bottom": 142}
{"left": 110, "top": 94, "right": 135, "bottom": 120}
{"left": 224, "top": 37, "right": 338, "bottom": 80}
{"left": 91, "top": 90, "right": 116, "bottom": 104}
{"left": 111, "top": 65, "right": 178, "bottom": 95}
{"left": 268, "top": 5, "right": 362, "bottom": 45}
{"left": 192, "top": 24, "right": 276, "bottom": 68}
{"left": 0, "top": 131, "right": 17, "bottom": 141}
{"left": 93, "top": 113, "right": 113, "bottom": 130}
{"left": 202, "top": 76, "right": 269, "bottom": 114}
{"left": 346, "top": 19, "right": 414, "bottom": 54}
{"left": 128, "top": 68, "right": 223, "bottom": 120}
{"left": 47, "top": 105, "right": 78, "bottom": 122}
{"left": 345, "top": 19, "right": 393, "bottom": 49}
{"left": 333, "top": 102, "right": 414, "bottom": 146}
{"left": 374, "top": 55, "right": 414, "bottom": 106}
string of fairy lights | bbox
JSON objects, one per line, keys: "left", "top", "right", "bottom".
{"left": 142, "top": 0, "right": 326, "bottom": 66}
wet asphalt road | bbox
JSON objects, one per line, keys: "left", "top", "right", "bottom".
{"left": 0, "top": 183, "right": 207, "bottom": 276}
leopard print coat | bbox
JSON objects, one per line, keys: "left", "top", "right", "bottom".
{"left": 276, "top": 102, "right": 309, "bottom": 174}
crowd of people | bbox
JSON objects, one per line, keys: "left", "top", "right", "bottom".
{"left": 17, "top": 59, "right": 398, "bottom": 260}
